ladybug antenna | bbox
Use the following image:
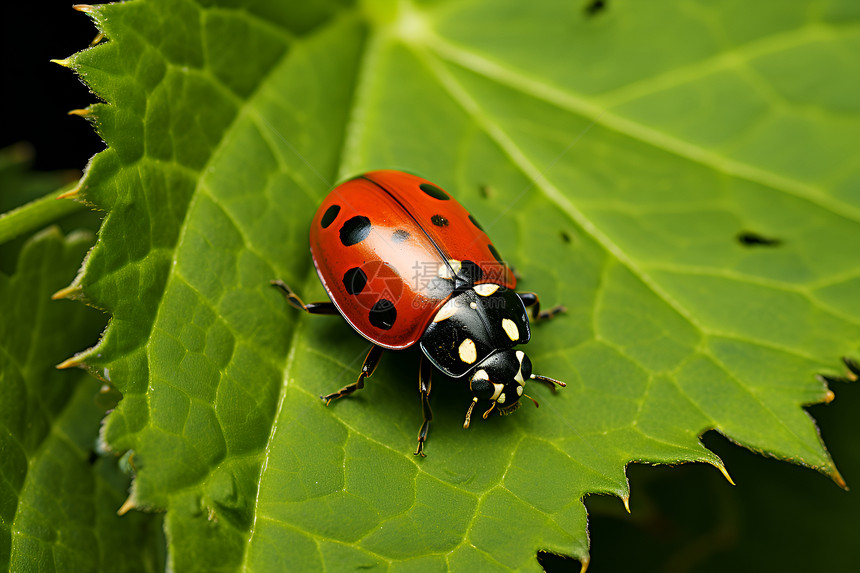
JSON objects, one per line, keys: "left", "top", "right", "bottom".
{"left": 530, "top": 373, "right": 567, "bottom": 392}
{"left": 523, "top": 393, "right": 540, "bottom": 409}
{"left": 482, "top": 401, "right": 497, "bottom": 420}
{"left": 463, "top": 397, "right": 478, "bottom": 429}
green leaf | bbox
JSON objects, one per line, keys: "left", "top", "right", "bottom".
{"left": 0, "top": 227, "right": 161, "bottom": 572}
{"left": 0, "top": 185, "right": 85, "bottom": 247}
{"left": 58, "top": 0, "right": 859, "bottom": 569}
{"left": 0, "top": 144, "right": 88, "bottom": 271}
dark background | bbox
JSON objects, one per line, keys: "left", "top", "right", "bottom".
{"left": 2, "top": 2, "right": 104, "bottom": 172}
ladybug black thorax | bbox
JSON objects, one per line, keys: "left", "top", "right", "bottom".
{"left": 419, "top": 285, "right": 531, "bottom": 379}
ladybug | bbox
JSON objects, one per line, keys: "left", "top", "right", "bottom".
{"left": 273, "top": 170, "right": 565, "bottom": 456}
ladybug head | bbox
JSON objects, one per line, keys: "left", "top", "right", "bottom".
{"left": 463, "top": 349, "right": 565, "bottom": 428}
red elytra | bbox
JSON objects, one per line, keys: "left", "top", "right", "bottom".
{"left": 309, "top": 170, "right": 516, "bottom": 350}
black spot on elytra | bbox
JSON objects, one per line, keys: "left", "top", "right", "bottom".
{"left": 321, "top": 204, "right": 340, "bottom": 228}
{"left": 420, "top": 183, "right": 449, "bottom": 200}
{"left": 469, "top": 214, "right": 484, "bottom": 232}
{"left": 458, "top": 260, "right": 483, "bottom": 283}
{"left": 340, "top": 216, "right": 372, "bottom": 246}
{"left": 343, "top": 267, "right": 367, "bottom": 295}
{"left": 584, "top": 0, "right": 607, "bottom": 17}
{"left": 488, "top": 243, "right": 505, "bottom": 265}
{"left": 431, "top": 214, "right": 449, "bottom": 227}
{"left": 737, "top": 231, "right": 782, "bottom": 247}
{"left": 392, "top": 229, "right": 410, "bottom": 242}
{"left": 369, "top": 299, "right": 397, "bottom": 330}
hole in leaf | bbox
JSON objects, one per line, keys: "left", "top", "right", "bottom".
{"left": 736, "top": 231, "right": 782, "bottom": 247}
{"left": 584, "top": 0, "right": 608, "bottom": 17}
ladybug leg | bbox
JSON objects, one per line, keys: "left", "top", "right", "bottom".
{"left": 271, "top": 280, "right": 338, "bottom": 315}
{"left": 321, "top": 344, "right": 384, "bottom": 405}
{"left": 517, "top": 292, "right": 566, "bottom": 321}
{"left": 414, "top": 355, "right": 433, "bottom": 457}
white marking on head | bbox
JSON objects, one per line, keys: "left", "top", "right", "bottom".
{"left": 474, "top": 284, "right": 499, "bottom": 297}
{"left": 514, "top": 351, "right": 526, "bottom": 384}
{"left": 490, "top": 382, "right": 504, "bottom": 401}
{"left": 516, "top": 385, "right": 523, "bottom": 396}
{"left": 459, "top": 338, "right": 477, "bottom": 364}
{"left": 433, "top": 299, "right": 458, "bottom": 322}
{"left": 472, "top": 369, "right": 489, "bottom": 381}
{"left": 502, "top": 318, "right": 519, "bottom": 341}
{"left": 498, "top": 393, "right": 506, "bottom": 404}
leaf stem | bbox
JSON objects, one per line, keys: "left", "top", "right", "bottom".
{"left": 0, "top": 185, "right": 85, "bottom": 245}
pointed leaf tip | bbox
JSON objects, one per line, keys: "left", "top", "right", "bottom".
{"left": 831, "top": 468, "right": 849, "bottom": 491}
{"left": 621, "top": 495, "right": 630, "bottom": 513}
{"left": 117, "top": 497, "right": 136, "bottom": 516}
{"left": 55, "top": 184, "right": 82, "bottom": 200}
{"left": 842, "top": 357, "right": 860, "bottom": 380}
{"left": 52, "top": 283, "right": 82, "bottom": 300}
{"left": 56, "top": 354, "right": 85, "bottom": 370}
{"left": 714, "top": 462, "right": 736, "bottom": 486}
{"left": 73, "top": 4, "right": 94, "bottom": 13}
{"left": 67, "top": 108, "right": 91, "bottom": 117}
{"left": 580, "top": 556, "right": 591, "bottom": 573}
{"left": 49, "top": 58, "right": 73, "bottom": 68}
